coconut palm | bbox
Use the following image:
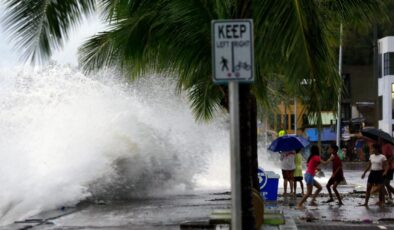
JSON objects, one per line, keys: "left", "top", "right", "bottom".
{"left": 2, "top": 0, "right": 386, "bottom": 229}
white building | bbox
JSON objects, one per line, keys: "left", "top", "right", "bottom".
{"left": 378, "top": 36, "right": 394, "bottom": 136}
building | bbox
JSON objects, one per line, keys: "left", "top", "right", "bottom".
{"left": 268, "top": 99, "right": 303, "bottom": 136}
{"left": 341, "top": 65, "right": 376, "bottom": 129}
{"left": 378, "top": 36, "right": 394, "bottom": 136}
{"left": 267, "top": 36, "right": 394, "bottom": 142}
{"left": 269, "top": 99, "right": 337, "bottom": 141}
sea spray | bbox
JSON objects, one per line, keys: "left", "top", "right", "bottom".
{"left": 0, "top": 64, "right": 281, "bottom": 225}
{"left": 0, "top": 65, "right": 231, "bottom": 224}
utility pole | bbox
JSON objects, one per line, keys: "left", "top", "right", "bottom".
{"left": 294, "top": 97, "right": 297, "bottom": 134}
{"left": 336, "top": 23, "right": 343, "bottom": 147}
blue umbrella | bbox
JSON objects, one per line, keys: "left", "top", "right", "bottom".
{"left": 268, "top": 135, "right": 310, "bottom": 152}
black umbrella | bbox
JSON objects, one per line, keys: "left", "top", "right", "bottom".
{"left": 361, "top": 127, "right": 394, "bottom": 145}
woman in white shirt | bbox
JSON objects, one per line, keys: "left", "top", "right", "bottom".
{"left": 361, "top": 143, "right": 389, "bottom": 206}
{"left": 280, "top": 151, "right": 295, "bottom": 196}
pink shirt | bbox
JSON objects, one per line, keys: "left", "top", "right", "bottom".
{"left": 306, "top": 155, "right": 320, "bottom": 176}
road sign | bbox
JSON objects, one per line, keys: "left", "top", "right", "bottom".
{"left": 211, "top": 19, "right": 254, "bottom": 83}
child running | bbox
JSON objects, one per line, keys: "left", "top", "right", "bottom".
{"left": 293, "top": 148, "right": 304, "bottom": 196}
{"left": 297, "top": 145, "right": 323, "bottom": 209}
{"left": 323, "top": 144, "right": 344, "bottom": 205}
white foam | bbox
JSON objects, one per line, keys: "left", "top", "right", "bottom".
{"left": 0, "top": 65, "right": 231, "bottom": 224}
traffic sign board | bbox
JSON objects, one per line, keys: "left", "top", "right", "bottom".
{"left": 211, "top": 19, "right": 254, "bottom": 83}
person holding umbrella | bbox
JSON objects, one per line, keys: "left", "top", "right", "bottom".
{"left": 380, "top": 138, "right": 394, "bottom": 203}
{"left": 360, "top": 143, "right": 389, "bottom": 207}
{"left": 297, "top": 145, "right": 324, "bottom": 209}
{"left": 268, "top": 135, "right": 310, "bottom": 197}
{"left": 360, "top": 127, "right": 394, "bottom": 204}
{"left": 280, "top": 150, "right": 295, "bottom": 196}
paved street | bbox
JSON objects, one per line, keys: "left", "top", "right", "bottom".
{"left": 2, "top": 167, "right": 394, "bottom": 229}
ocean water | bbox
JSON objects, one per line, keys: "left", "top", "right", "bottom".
{"left": 0, "top": 65, "right": 235, "bottom": 225}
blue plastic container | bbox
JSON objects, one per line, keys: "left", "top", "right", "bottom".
{"left": 258, "top": 168, "right": 280, "bottom": 201}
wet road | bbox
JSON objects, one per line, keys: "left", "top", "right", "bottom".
{"left": 277, "top": 168, "right": 394, "bottom": 229}
{"left": 4, "top": 191, "right": 230, "bottom": 230}
{"left": 2, "top": 168, "right": 394, "bottom": 229}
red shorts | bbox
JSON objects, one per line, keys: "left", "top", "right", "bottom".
{"left": 282, "top": 170, "right": 294, "bottom": 180}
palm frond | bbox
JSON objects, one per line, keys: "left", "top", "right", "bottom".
{"left": 78, "top": 30, "right": 120, "bottom": 72}
{"left": 3, "top": 0, "right": 95, "bottom": 63}
{"left": 254, "top": 0, "right": 339, "bottom": 119}
{"left": 187, "top": 77, "right": 223, "bottom": 121}
{"left": 49, "top": 0, "right": 388, "bottom": 121}
{"left": 322, "top": 0, "right": 387, "bottom": 23}
{"left": 79, "top": 0, "right": 228, "bottom": 119}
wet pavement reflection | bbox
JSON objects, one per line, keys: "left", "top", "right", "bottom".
{"left": 4, "top": 168, "right": 394, "bottom": 229}
{"left": 276, "top": 168, "right": 394, "bottom": 227}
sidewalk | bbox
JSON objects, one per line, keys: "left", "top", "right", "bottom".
{"left": 182, "top": 183, "right": 394, "bottom": 230}
{"left": 2, "top": 183, "right": 393, "bottom": 230}
{"left": 181, "top": 190, "right": 394, "bottom": 229}
{"left": 272, "top": 191, "right": 394, "bottom": 230}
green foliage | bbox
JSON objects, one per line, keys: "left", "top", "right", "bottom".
{"left": 341, "top": 0, "right": 394, "bottom": 65}
{"left": 2, "top": 0, "right": 387, "bottom": 121}
{"left": 3, "top": 0, "right": 95, "bottom": 63}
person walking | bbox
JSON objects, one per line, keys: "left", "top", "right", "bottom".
{"left": 360, "top": 143, "right": 389, "bottom": 207}
{"left": 280, "top": 151, "right": 295, "bottom": 196}
{"left": 323, "top": 144, "right": 344, "bottom": 205}
{"left": 380, "top": 138, "right": 394, "bottom": 203}
{"left": 293, "top": 148, "right": 304, "bottom": 196}
{"left": 297, "top": 145, "right": 323, "bottom": 209}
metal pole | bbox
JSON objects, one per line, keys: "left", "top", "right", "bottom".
{"left": 336, "top": 23, "right": 343, "bottom": 147}
{"left": 229, "top": 81, "right": 242, "bottom": 230}
{"left": 294, "top": 97, "right": 297, "bottom": 134}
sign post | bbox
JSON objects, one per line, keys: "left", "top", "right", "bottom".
{"left": 212, "top": 19, "right": 254, "bottom": 229}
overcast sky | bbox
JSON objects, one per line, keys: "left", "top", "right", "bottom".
{"left": 0, "top": 5, "right": 105, "bottom": 68}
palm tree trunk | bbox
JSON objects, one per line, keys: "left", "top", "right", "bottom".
{"left": 235, "top": 0, "right": 258, "bottom": 229}
{"left": 238, "top": 84, "right": 258, "bottom": 229}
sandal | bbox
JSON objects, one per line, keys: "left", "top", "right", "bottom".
{"left": 310, "top": 201, "right": 318, "bottom": 206}
{"left": 323, "top": 199, "right": 334, "bottom": 203}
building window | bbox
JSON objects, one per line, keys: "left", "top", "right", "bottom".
{"left": 268, "top": 113, "right": 275, "bottom": 130}
{"left": 392, "top": 84, "right": 394, "bottom": 119}
{"left": 283, "top": 114, "right": 288, "bottom": 130}
{"left": 276, "top": 114, "right": 281, "bottom": 130}
{"left": 383, "top": 52, "right": 394, "bottom": 76}
{"left": 392, "top": 124, "right": 394, "bottom": 137}
{"left": 290, "top": 114, "right": 295, "bottom": 130}
{"left": 378, "top": 96, "right": 383, "bottom": 121}
{"left": 378, "top": 42, "right": 382, "bottom": 78}
{"left": 302, "top": 114, "right": 309, "bottom": 127}
{"left": 342, "top": 74, "right": 351, "bottom": 99}
{"left": 378, "top": 53, "right": 382, "bottom": 78}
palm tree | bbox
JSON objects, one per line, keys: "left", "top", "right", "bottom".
{"left": 2, "top": 0, "right": 386, "bottom": 229}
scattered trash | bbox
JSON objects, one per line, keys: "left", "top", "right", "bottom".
{"left": 378, "top": 218, "right": 394, "bottom": 222}
{"left": 362, "top": 218, "right": 372, "bottom": 223}
{"left": 96, "top": 200, "right": 106, "bottom": 205}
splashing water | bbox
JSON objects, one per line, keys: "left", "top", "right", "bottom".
{"left": 0, "top": 65, "right": 232, "bottom": 225}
